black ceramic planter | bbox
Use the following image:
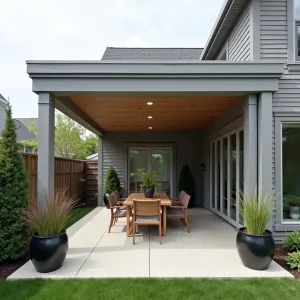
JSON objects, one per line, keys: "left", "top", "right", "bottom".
{"left": 144, "top": 187, "right": 155, "bottom": 198}
{"left": 29, "top": 230, "right": 68, "bottom": 273}
{"left": 236, "top": 227, "right": 275, "bottom": 271}
{"left": 104, "top": 193, "right": 110, "bottom": 208}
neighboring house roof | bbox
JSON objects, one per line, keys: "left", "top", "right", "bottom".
{"left": 16, "top": 118, "right": 38, "bottom": 131}
{"left": 101, "top": 47, "right": 203, "bottom": 60}
{"left": 0, "top": 96, "right": 37, "bottom": 142}
{"left": 86, "top": 153, "right": 98, "bottom": 160}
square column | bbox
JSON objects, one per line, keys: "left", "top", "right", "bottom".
{"left": 98, "top": 136, "right": 104, "bottom": 206}
{"left": 38, "top": 93, "right": 55, "bottom": 208}
{"left": 243, "top": 95, "right": 258, "bottom": 195}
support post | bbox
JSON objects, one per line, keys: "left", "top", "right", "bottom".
{"left": 243, "top": 95, "right": 258, "bottom": 195}
{"left": 258, "top": 92, "right": 273, "bottom": 229}
{"left": 38, "top": 93, "right": 55, "bottom": 208}
{"left": 98, "top": 136, "right": 104, "bottom": 206}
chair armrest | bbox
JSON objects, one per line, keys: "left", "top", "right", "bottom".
{"left": 119, "top": 198, "right": 127, "bottom": 201}
{"left": 170, "top": 198, "right": 179, "bottom": 201}
{"left": 116, "top": 201, "right": 124, "bottom": 205}
{"left": 170, "top": 206, "right": 184, "bottom": 209}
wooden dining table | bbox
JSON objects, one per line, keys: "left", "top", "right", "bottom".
{"left": 123, "top": 192, "right": 172, "bottom": 237}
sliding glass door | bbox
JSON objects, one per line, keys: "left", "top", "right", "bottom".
{"left": 210, "top": 128, "right": 244, "bottom": 228}
{"left": 129, "top": 148, "right": 172, "bottom": 196}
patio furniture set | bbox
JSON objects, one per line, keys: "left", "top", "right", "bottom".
{"left": 107, "top": 191, "right": 191, "bottom": 244}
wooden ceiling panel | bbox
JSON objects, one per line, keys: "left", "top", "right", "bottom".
{"left": 69, "top": 96, "right": 241, "bottom": 131}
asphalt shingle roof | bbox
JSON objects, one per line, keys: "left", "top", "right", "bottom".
{"left": 101, "top": 47, "right": 203, "bottom": 60}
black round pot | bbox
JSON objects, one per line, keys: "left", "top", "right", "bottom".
{"left": 236, "top": 227, "right": 275, "bottom": 271}
{"left": 103, "top": 193, "right": 110, "bottom": 208}
{"left": 144, "top": 187, "right": 155, "bottom": 198}
{"left": 29, "top": 230, "right": 68, "bottom": 273}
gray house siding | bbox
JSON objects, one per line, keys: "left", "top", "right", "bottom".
{"left": 259, "top": 0, "right": 300, "bottom": 242}
{"left": 216, "top": 2, "right": 252, "bottom": 60}
{"left": 259, "top": 0, "right": 288, "bottom": 61}
{"left": 102, "top": 131, "right": 203, "bottom": 206}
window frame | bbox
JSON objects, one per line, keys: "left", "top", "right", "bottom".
{"left": 275, "top": 116, "right": 300, "bottom": 226}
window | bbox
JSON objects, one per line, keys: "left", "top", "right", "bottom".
{"left": 295, "top": 0, "right": 300, "bottom": 59}
{"left": 282, "top": 123, "right": 300, "bottom": 222}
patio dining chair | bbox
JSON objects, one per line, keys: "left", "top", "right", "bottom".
{"left": 107, "top": 194, "right": 130, "bottom": 233}
{"left": 167, "top": 193, "right": 191, "bottom": 233}
{"left": 170, "top": 190, "right": 186, "bottom": 206}
{"left": 132, "top": 199, "right": 162, "bottom": 244}
{"left": 112, "top": 191, "right": 127, "bottom": 204}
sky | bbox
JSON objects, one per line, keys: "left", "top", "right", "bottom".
{"left": 0, "top": 0, "right": 224, "bottom": 118}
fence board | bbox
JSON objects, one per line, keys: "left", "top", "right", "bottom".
{"left": 22, "top": 154, "right": 85, "bottom": 203}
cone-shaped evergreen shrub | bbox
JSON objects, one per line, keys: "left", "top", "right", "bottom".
{"left": 178, "top": 164, "right": 195, "bottom": 207}
{"left": 104, "top": 166, "right": 121, "bottom": 194}
{"left": 0, "top": 103, "right": 29, "bottom": 260}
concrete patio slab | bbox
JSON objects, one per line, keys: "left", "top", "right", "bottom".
{"left": 8, "top": 207, "right": 294, "bottom": 280}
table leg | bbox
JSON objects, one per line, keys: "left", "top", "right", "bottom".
{"left": 163, "top": 206, "right": 167, "bottom": 236}
{"left": 126, "top": 206, "right": 130, "bottom": 237}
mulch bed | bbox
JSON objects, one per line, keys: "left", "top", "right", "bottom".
{"left": 274, "top": 244, "right": 300, "bottom": 280}
{"left": 0, "top": 256, "right": 28, "bottom": 280}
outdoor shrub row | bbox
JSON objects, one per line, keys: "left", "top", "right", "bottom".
{"left": 284, "top": 232, "right": 300, "bottom": 271}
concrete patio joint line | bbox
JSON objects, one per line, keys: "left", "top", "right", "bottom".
{"left": 74, "top": 226, "right": 109, "bottom": 278}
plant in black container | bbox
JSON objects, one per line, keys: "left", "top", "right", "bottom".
{"left": 0, "top": 102, "right": 29, "bottom": 261}
{"left": 134, "top": 168, "right": 158, "bottom": 198}
{"left": 236, "top": 188, "right": 275, "bottom": 271}
{"left": 24, "top": 189, "right": 77, "bottom": 273}
{"left": 178, "top": 165, "right": 195, "bottom": 207}
{"left": 104, "top": 166, "right": 121, "bottom": 208}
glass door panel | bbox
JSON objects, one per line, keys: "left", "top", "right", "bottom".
{"left": 211, "top": 142, "right": 215, "bottom": 209}
{"left": 129, "top": 149, "right": 149, "bottom": 193}
{"left": 222, "top": 137, "right": 228, "bottom": 216}
{"left": 230, "top": 133, "right": 237, "bottom": 223}
{"left": 239, "top": 130, "right": 244, "bottom": 226}
{"left": 216, "top": 140, "right": 221, "bottom": 212}
{"left": 151, "top": 149, "right": 172, "bottom": 196}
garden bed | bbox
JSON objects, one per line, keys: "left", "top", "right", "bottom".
{"left": 274, "top": 244, "right": 300, "bottom": 280}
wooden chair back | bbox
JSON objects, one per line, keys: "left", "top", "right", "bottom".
{"left": 182, "top": 193, "right": 191, "bottom": 208}
{"left": 179, "top": 190, "right": 186, "bottom": 202}
{"left": 112, "top": 191, "right": 120, "bottom": 201}
{"left": 133, "top": 199, "right": 161, "bottom": 217}
{"left": 107, "top": 194, "right": 117, "bottom": 209}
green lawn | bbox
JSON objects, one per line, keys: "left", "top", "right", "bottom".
{"left": 66, "top": 207, "right": 95, "bottom": 228}
{"left": 0, "top": 278, "right": 299, "bottom": 300}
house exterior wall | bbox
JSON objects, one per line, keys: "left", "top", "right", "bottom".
{"left": 213, "top": 0, "right": 300, "bottom": 241}
{"left": 216, "top": 1, "right": 252, "bottom": 60}
{"left": 102, "top": 131, "right": 203, "bottom": 206}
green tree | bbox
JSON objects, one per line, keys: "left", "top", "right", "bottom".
{"left": 104, "top": 166, "right": 121, "bottom": 194}
{"left": 21, "top": 122, "right": 38, "bottom": 151}
{"left": 0, "top": 103, "right": 29, "bottom": 260}
{"left": 55, "top": 113, "right": 86, "bottom": 159}
{"left": 79, "top": 134, "right": 98, "bottom": 159}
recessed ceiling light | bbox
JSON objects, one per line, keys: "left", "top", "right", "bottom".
{"left": 147, "top": 102, "right": 153, "bottom": 105}
{"left": 148, "top": 116, "right": 153, "bottom": 119}
{"left": 149, "top": 127, "right": 152, "bottom": 130}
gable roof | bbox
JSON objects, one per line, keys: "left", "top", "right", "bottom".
{"left": 101, "top": 47, "right": 203, "bottom": 60}
{"left": 201, "top": 0, "right": 248, "bottom": 60}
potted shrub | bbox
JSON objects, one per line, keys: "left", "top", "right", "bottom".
{"left": 289, "top": 201, "right": 300, "bottom": 220}
{"left": 104, "top": 166, "right": 121, "bottom": 208}
{"left": 178, "top": 165, "right": 195, "bottom": 207}
{"left": 236, "top": 189, "right": 275, "bottom": 270}
{"left": 134, "top": 168, "right": 159, "bottom": 198}
{"left": 24, "top": 189, "right": 77, "bottom": 273}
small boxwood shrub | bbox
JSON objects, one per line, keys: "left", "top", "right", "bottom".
{"left": 284, "top": 231, "right": 300, "bottom": 251}
{"left": 285, "top": 251, "right": 300, "bottom": 271}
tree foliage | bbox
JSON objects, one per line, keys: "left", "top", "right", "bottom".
{"left": 0, "top": 103, "right": 29, "bottom": 260}
{"left": 104, "top": 166, "right": 121, "bottom": 194}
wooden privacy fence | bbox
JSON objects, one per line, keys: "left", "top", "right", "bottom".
{"left": 22, "top": 153, "right": 86, "bottom": 203}
{"left": 85, "top": 161, "right": 99, "bottom": 206}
